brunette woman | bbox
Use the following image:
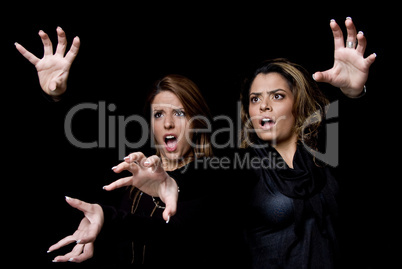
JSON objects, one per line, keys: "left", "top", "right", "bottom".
{"left": 238, "top": 18, "right": 375, "bottom": 268}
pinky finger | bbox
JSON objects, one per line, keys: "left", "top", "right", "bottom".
{"left": 365, "top": 53, "right": 377, "bottom": 66}
{"left": 65, "top": 36, "right": 80, "bottom": 64}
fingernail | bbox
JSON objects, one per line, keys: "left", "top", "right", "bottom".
{"left": 124, "top": 156, "right": 130, "bottom": 160}
{"left": 312, "top": 74, "right": 316, "bottom": 81}
{"left": 47, "top": 250, "right": 51, "bottom": 253}
{"left": 144, "top": 161, "right": 150, "bottom": 166}
{"left": 330, "top": 19, "right": 335, "bottom": 23}
{"left": 166, "top": 215, "right": 170, "bottom": 224}
{"left": 76, "top": 239, "right": 81, "bottom": 244}
{"left": 111, "top": 166, "right": 117, "bottom": 170}
{"left": 346, "top": 16, "right": 352, "bottom": 21}
{"left": 358, "top": 31, "right": 364, "bottom": 35}
{"left": 373, "top": 53, "right": 377, "bottom": 57}
{"left": 65, "top": 196, "right": 71, "bottom": 200}
{"left": 68, "top": 258, "right": 74, "bottom": 262}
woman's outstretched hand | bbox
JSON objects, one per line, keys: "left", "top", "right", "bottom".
{"left": 104, "top": 152, "right": 179, "bottom": 222}
{"left": 313, "top": 17, "right": 376, "bottom": 98}
{"left": 15, "top": 27, "right": 80, "bottom": 101}
{"left": 47, "top": 197, "right": 104, "bottom": 263}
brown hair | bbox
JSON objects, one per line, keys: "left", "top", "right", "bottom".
{"left": 145, "top": 74, "right": 213, "bottom": 158}
{"left": 240, "top": 58, "right": 329, "bottom": 149}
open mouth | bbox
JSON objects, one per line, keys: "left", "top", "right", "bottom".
{"left": 164, "top": 134, "right": 178, "bottom": 152}
{"left": 260, "top": 117, "right": 275, "bottom": 129}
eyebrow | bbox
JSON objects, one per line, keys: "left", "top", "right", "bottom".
{"left": 249, "top": 89, "right": 286, "bottom": 96}
{"left": 152, "top": 107, "right": 185, "bottom": 112}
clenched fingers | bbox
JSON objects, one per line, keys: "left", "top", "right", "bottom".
{"left": 52, "top": 242, "right": 94, "bottom": 263}
{"left": 124, "top": 152, "right": 147, "bottom": 164}
{"left": 103, "top": 176, "right": 133, "bottom": 191}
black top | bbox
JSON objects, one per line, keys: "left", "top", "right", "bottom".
{"left": 101, "top": 154, "right": 255, "bottom": 268}
{"left": 101, "top": 144, "right": 340, "bottom": 269}
{"left": 244, "top": 141, "right": 339, "bottom": 269}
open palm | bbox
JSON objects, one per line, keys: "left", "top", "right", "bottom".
{"left": 47, "top": 197, "right": 104, "bottom": 263}
{"left": 15, "top": 27, "right": 80, "bottom": 101}
{"left": 313, "top": 18, "right": 376, "bottom": 97}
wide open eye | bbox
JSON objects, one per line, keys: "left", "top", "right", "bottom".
{"left": 174, "top": 110, "right": 186, "bottom": 117}
{"left": 273, "top": 93, "right": 284, "bottom": 100}
{"left": 250, "top": 96, "right": 260, "bottom": 103}
{"left": 154, "top": 111, "right": 163, "bottom": 118}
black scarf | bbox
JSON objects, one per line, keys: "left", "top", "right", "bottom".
{"left": 251, "top": 139, "right": 338, "bottom": 235}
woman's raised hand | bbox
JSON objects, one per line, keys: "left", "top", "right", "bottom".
{"left": 313, "top": 17, "right": 376, "bottom": 98}
{"left": 47, "top": 197, "right": 104, "bottom": 263}
{"left": 104, "top": 152, "right": 179, "bottom": 222}
{"left": 15, "top": 27, "right": 80, "bottom": 101}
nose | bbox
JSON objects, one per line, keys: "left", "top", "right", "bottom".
{"left": 164, "top": 115, "right": 175, "bottom": 129}
{"left": 260, "top": 99, "right": 272, "bottom": 112}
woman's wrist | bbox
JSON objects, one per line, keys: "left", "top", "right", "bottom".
{"left": 342, "top": 85, "right": 367, "bottom": 98}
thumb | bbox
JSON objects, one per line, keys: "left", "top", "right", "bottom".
{"left": 162, "top": 196, "right": 177, "bottom": 223}
{"left": 48, "top": 79, "right": 58, "bottom": 92}
{"left": 163, "top": 208, "right": 175, "bottom": 224}
{"left": 312, "top": 70, "right": 333, "bottom": 84}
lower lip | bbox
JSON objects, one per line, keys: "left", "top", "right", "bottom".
{"left": 260, "top": 122, "right": 275, "bottom": 130}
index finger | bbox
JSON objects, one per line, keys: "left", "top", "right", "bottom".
{"left": 330, "top": 19, "right": 344, "bottom": 50}
{"left": 48, "top": 235, "right": 76, "bottom": 253}
{"left": 65, "top": 197, "right": 94, "bottom": 214}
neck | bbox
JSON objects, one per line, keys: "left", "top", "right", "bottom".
{"left": 272, "top": 135, "right": 298, "bottom": 169}
{"left": 161, "top": 153, "right": 194, "bottom": 172}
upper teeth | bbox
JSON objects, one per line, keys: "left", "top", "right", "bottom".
{"left": 262, "top": 118, "right": 273, "bottom": 126}
{"left": 166, "top": 135, "right": 175, "bottom": 139}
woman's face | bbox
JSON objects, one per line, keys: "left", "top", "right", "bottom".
{"left": 248, "top": 72, "right": 297, "bottom": 145}
{"left": 151, "top": 91, "right": 193, "bottom": 161}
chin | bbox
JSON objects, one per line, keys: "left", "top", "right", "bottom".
{"left": 256, "top": 132, "right": 276, "bottom": 143}
{"left": 162, "top": 150, "right": 181, "bottom": 160}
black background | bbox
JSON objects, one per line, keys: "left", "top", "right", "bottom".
{"left": 3, "top": 3, "right": 396, "bottom": 268}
